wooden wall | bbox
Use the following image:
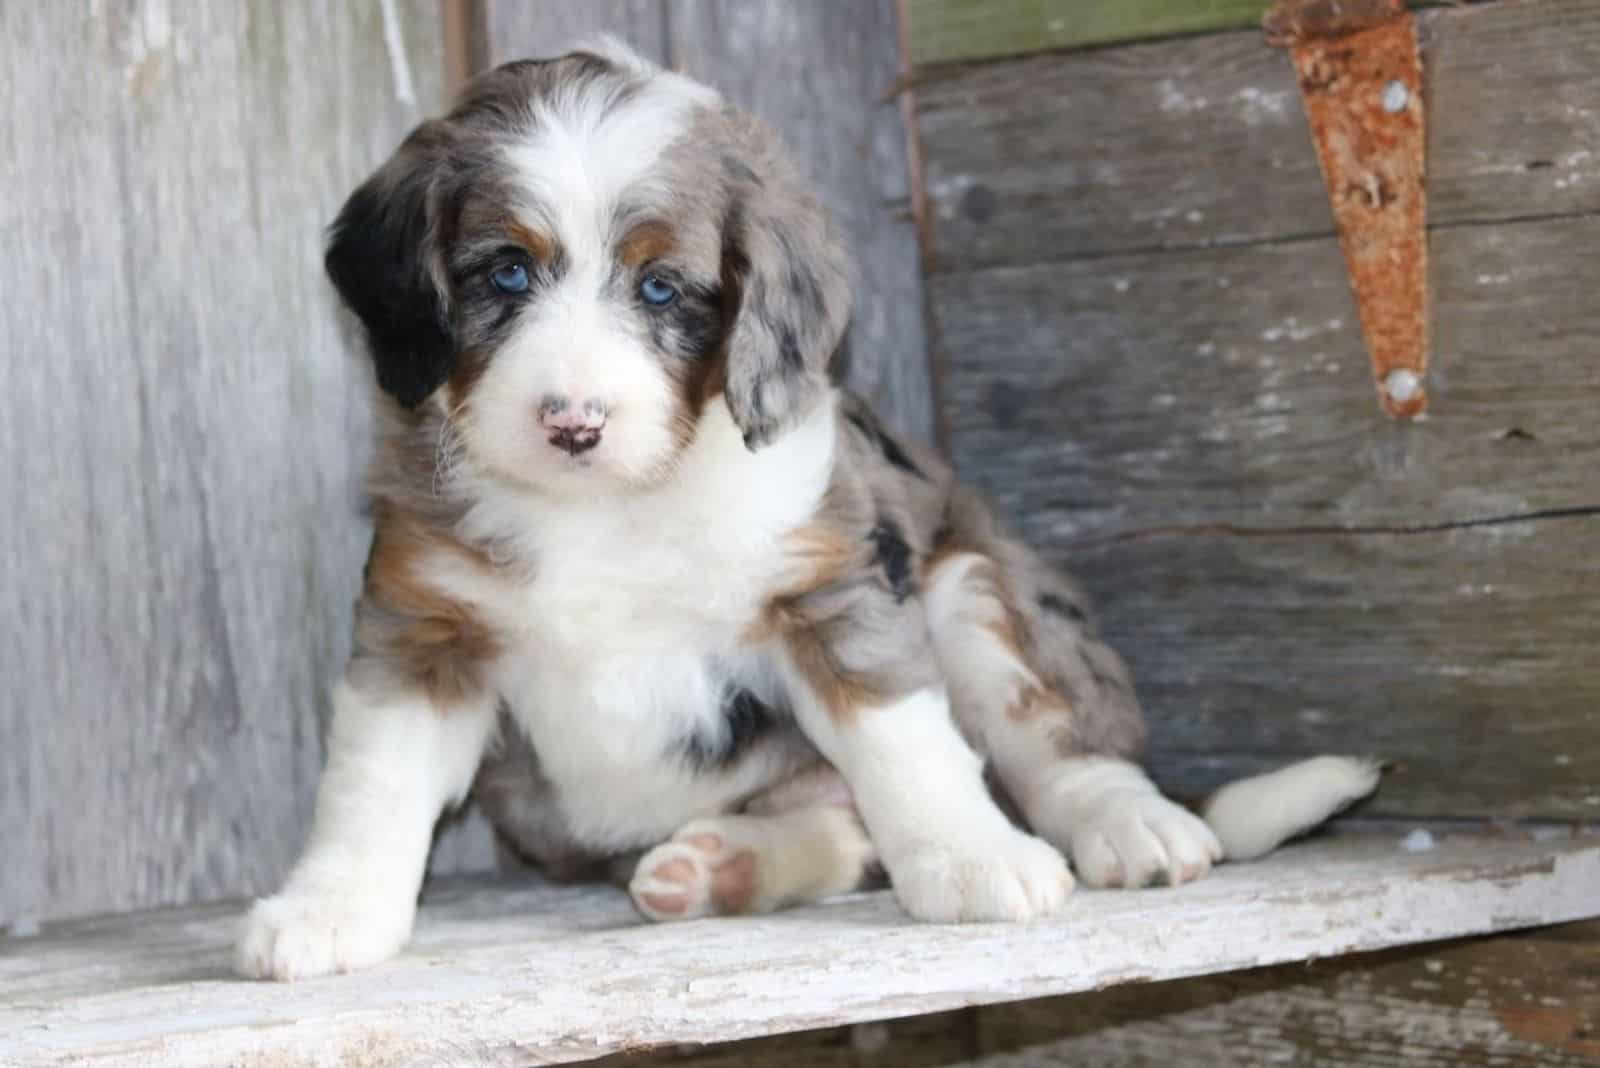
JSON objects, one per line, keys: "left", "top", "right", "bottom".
{"left": 918, "top": 0, "right": 1600, "bottom": 821}
{"left": 0, "top": 0, "right": 929, "bottom": 927}
{"left": 0, "top": 0, "right": 447, "bottom": 932}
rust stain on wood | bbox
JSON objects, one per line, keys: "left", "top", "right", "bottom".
{"left": 1270, "top": 0, "right": 1429, "bottom": 418}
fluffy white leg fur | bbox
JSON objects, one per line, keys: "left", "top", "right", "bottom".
{"left": 236, "top": 680, "right": 496, "bottom": 980}
{"left": 781, "top": 671, "right": 1073, "bottom": 923}
{"left": 1202, "top": 755, "right": 1383, "bottom": 861}
{"left": 629, "top": 805, "right": 876, "bottom": 922}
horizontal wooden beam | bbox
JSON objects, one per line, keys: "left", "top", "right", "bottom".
{"left": 915, "top": 0, "right": 1600, "bottom": 271}
{"left": 3, "top": 833, "right": 1596, "bottom": 1066}
{"left": 906, "top": 0, "right": 1453, "bottom": 68}
{"left": 584, "top": 918, "right": 1600, "bottom": 1065}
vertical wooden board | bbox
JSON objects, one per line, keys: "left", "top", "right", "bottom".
{"left": 666, "top": 0, "right": 933, "bottom": 440}
{"left": 481, "top": 0, "right": 669, "bottom": 67}
{"left": 0, "top": 1, "right": 448, "bottom": 926}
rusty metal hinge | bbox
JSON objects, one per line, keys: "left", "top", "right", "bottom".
{"left": 1267, "top": 0, "right": 1428, "bottom": 418}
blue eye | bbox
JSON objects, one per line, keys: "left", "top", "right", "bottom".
{"left": 639, "top": 274, "right": 677, "bottom": 307}
{"left": 490, "top": 263, "right": 529, "bottom": 294}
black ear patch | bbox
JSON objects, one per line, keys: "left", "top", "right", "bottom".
{"left": 325, "top": 125, "right": 457, "bottom": 409}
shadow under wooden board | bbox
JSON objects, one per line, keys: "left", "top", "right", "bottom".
{"left": 922, "top": 1, "right": 1600, "bottom": 821}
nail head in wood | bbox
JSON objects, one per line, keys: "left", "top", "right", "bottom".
{"left": 1384, "top": 368, "right": 1421, "bottom": 404}
{"left": 1382, "top": 79, "right": 1410, "bottom": 113}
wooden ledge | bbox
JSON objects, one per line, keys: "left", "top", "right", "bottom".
{"left": 3, "top": 831, "right": 1597, "bottom": 1067}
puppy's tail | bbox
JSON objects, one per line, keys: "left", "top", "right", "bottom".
{"left": 1201, "top": 756, "right": 1383, "bottom": 861}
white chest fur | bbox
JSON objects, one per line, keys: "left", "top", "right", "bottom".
{"left": 447, "top": 402, "right": 836, "bottom": 848}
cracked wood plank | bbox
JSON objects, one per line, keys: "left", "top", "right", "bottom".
{"left": 970, "top": 918, "right": 1600, "bottom": 1066}
{"left": 2, "top": 833, "right": 1596, "bottom": 1067}
{"left": 914, "top": 0, "right": 1600, "bottom": 271}
{"left": 936, "top": 214, "right": 1600, "bottom": 819}
{"left": 586, "top": 917, "right": 1600, "bottom": 1066}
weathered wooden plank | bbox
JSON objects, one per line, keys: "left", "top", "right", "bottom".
{"left": 1084, "top": 523, "right": 1600, "bottom": 820}
{"left": 934, "top": 215, "right": 1600, "bottom": 818}
{"left": 0, "top": 1, "right": 466, "bottom": 930}
{"left": 580, "top": 918, "right": 1600, "bottom": 1066}
{"left": 482, "top": 0, "right": 935, "bottom": 440}
{"left": 915, "top": 0, "right": 1600, "bottom": 270}
{"left": 2, "top": 833, "right": 1596, "bottom": 1067}
{"left": 973, "top": 920, "right": 1600, "bottom": 1066}
{"left": 907, "top": 0, "right": 1271, "bottom": 68}
{"left": 481, "top": 0, "right": 669, "bottom": 67}
{"left": 939, "top": 216, "right": 1600, "bottom": 532}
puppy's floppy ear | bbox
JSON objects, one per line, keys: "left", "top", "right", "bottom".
{"left": 718, "top": 114, "right": 853, "bottom": 450}
{"left": 326, "top": 120, "right": 459, "bottom": 410}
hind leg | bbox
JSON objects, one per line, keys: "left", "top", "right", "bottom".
{"left": 629, "top": 770, "right": 877, "bottom": 922}
{"left": 923, "top": 549, "right": 1220, "bottom": 888}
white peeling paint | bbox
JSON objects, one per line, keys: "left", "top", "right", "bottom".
{"left": 1233, "top": 86, "right": 1293, "bottom": 126}
{"left": 1158, "top": 79, "right": 1210, "bottom": 114}
{"left": 1261, "top": 316, "right": 1340, "bottom": 343}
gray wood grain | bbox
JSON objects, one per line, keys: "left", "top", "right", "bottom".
{"left": 0, "top": 1, "right": 451, "bottom": 928}
{"left": 915, "top": 0, "right": 1600, "bottom": 271}
{"left": 587, "top": 918, "right": 1600, "bottom": 1066}
{"left": 483, "top": 0, "right": 935, "bottom": 440}
{"left": 934, "top": 216, "right": 1600, "bottom": 819}
{"left": 482, "top": 0, "right": 669, "bottom": 66}
{"left": 6, "top": 833, "right": 1596, "bottom": 1065}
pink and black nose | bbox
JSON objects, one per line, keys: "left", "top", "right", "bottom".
{"left": 539, "top": 396, "right": 606, "bottom": 456}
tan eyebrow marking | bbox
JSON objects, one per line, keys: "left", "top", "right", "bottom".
{"left": 618, "top": 220, "right": 677, "bottom": 268}
{"left": 504, "top": 220, "right": 557, "bottom": 265}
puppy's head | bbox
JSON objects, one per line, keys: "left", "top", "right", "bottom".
{"left": 327, "top": 43, "right": 851, "bottom": 493}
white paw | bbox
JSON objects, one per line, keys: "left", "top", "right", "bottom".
{"left": 1066, "top": 791, "right": 1222, "bottom": 889}
{"left": 629, "top": 820, "right": 760, "bottom": 923}
{"left": 888, "top": 827, "right": 1073, "bottom": 923}
{"left": 235, "top": 889, "right": 414, "bottom": 980}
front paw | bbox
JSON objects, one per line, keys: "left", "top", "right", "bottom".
{"left": 235, "top": 888, "right": 414, "bottom": 980}
{"left": 888, "top": 828, "right": 1073, "bottom": 923}
{"left": 1066, "top": 791, "right": 1222, "bottom": 889}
